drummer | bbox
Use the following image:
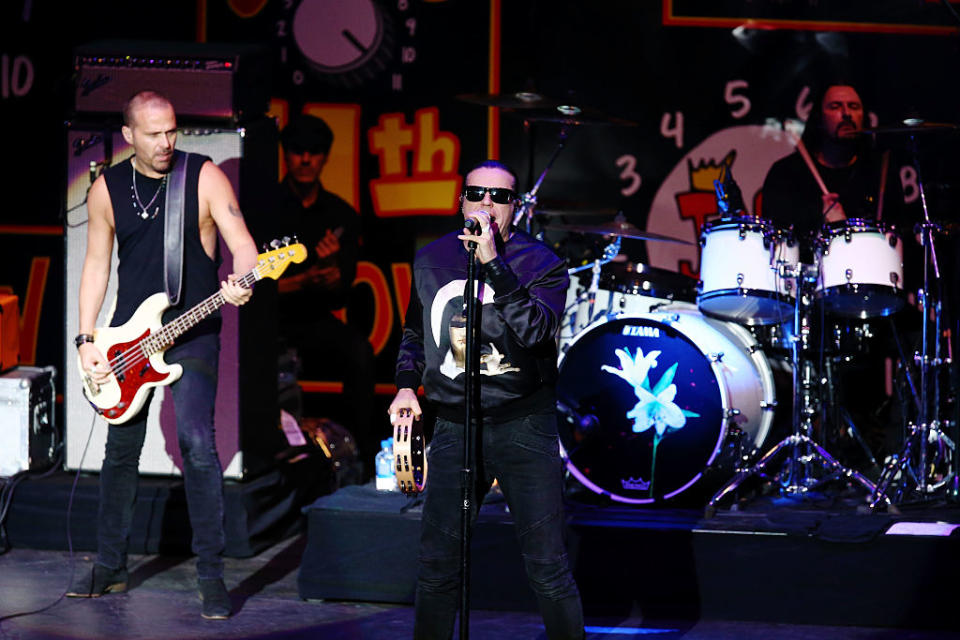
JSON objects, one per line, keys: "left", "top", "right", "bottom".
{"left": 761, "top": 79, "right": 907, "bottom": 261}
{"left": 761, "top": 78, "right": 912, "bottom": 471}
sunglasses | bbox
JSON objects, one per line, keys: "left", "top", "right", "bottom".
{"left": 463, "top": 186, "right": 516, "bottom": 205}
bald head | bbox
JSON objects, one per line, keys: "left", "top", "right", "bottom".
{"left": 121, "top": 90, "right": 177, "bottom": 177}
{"left": 123, "top": 91, "right": 174, "bottom": 128}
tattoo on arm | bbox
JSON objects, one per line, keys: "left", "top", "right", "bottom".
{"left": 228, "top": 203, "right": 244, "bottom": 219}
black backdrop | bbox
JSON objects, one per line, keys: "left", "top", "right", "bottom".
{"left": 1, "top": 0, "right": 958, "bottom": 397}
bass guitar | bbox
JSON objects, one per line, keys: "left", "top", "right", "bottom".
{"left": 78, "top": 240, "right": 306, "bottom": 424}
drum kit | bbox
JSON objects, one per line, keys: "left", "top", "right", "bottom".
{"left": 556, "top": 208, "right": 957, "bottom": 512}
{"left": 457, "top": 92, "right": 958, "bottom": 511}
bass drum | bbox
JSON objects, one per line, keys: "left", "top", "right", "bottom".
{"left": 557, "top": 309, "right": 776, "bottom": 504}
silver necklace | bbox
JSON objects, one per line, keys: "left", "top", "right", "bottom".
{"left": 130, "top": 158, "right": 167, "bottom": 220}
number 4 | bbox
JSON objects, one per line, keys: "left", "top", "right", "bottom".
{"left": 661, "top": 112, "right": 684, "bottom": 149}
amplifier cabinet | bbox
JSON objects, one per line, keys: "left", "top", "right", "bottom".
{"left": 74, "top": 40, "right": 270, "bottom": 123}
{"left": 64, "top": 120, "right": 282, "bottom": 479}
{"left": 0, "top": 366, "right": 57, "bottom": 478}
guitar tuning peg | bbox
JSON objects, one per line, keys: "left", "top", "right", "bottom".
{"left": 260, "top": 242, "right": 269, "bottom": 252}
{"left": 270, "top": 239, "right": 281, "bottom": 249}
{"left": 281, "top": 235, "right": 291, "bottom": 245}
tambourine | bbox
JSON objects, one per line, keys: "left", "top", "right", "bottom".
{"left": 393, "top": 409, "right": 428, "bottom": 494}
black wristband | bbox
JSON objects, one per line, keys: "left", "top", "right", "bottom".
{"left": 74, "top": 333, "right": 95, "bottom": 349}
{"left": 484, "top": 256, "right": 520, "bottom": 293}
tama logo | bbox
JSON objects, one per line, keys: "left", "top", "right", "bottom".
{"left": 622, "top": 325, "right": 660, "bottom": 338}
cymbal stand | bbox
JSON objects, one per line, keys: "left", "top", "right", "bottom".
{"left": 567, "top": 235, "right": 621, "bottom": 277}
{"left": 707, "top": 263, "right": 878, "bottom": 513}
{"left": 870, "top": 132, "right": 956, "bottom": 507}
{"left": 513, "top": 124, "right": 571, "bottom": 233}
{"left": 563, "top": 238, "right": 621, "bottom": 339}
{"left": 822, "top": 356, "right": 880, "bottom": 471}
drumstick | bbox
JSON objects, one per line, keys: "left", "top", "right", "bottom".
{"left": 876, "top": 150, "right": 890, "bottom": 221}
{"left": 787, "top": 130, "right": 829, "bottom": 196}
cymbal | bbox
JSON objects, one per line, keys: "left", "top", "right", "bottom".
{"left": 546, "top": 220, "right": 693, "bottom": 245}
{"left": 455, "top": 91, "right": 637, "bottom": 126}
{"left": 534, "top": 206, "right": 620, "bottom": 217}
{"left": 858, "top": 120, "right": 958, "bottom": 135}
{"left": 456, "top": 91, "right": 560, "bottom": 110}
{"left": 519, "top": 110, "right": 638, "bottom": 127}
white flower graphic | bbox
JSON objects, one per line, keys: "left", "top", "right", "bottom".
{"left": 601, "top": 345, "right": 700, "bottom": 497}
{"left": 625, "top": 380, "right": 687, "bottom": 436}
{"left": 601, "top": 347, "right": 692, "bottom": 436}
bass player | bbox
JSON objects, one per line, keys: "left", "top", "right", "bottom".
{"left": 67, "top": 90, "right": 257, "bottom": 620}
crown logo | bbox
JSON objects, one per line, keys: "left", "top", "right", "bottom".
{"left": 621, "top": 476, "right": 651, "bottom": 491}
{"left": 687, "top": 150, "right": 736, "bottom": 192}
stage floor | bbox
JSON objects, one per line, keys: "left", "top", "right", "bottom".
{"left": 298, "top": 484, "right": 960, "bottom": 632}
{"left": 2, "top": 542, "right": 960, "bottom": 639}
{"left": 3, "top": 472, "right": 960, "bottom": 638}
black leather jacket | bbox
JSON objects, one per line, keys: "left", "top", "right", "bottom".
{"left": 395, "top": 229, "right": 569, "bottom": 422}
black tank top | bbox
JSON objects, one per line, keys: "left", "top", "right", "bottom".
{"left": 103, "top": 153, "right": 222, "bottom": 335}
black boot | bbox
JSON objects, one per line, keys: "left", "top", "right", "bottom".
{"left": 198, "top": 577, "right": 232, "bottom": 619}
{"left": 66, "top": 564, "right": 128, "bottom": 598}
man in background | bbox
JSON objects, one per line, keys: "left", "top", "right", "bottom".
{"left": 272, "top": 114, "right": 377, "bottom": 477}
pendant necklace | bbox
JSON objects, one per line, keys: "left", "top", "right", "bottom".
{"left": 130, "top": 158, "right": 167, "bottom": 220}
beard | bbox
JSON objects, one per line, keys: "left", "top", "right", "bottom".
{"left": 151, "top": 153, "right": 174, "bottom": 174}
{"left": 833, "top": 118, "right": 860, "bottom": 141}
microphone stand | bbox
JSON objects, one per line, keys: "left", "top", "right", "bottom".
{"left": 459, "top": 235, "right": 482, "bottom": 639}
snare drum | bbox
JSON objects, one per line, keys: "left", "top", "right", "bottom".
{"left": 560, "top": 263, "right": 697, "bottom": 349}
{"left": 557, "top": 309, "right": 776, "bottom": 504}
{"left": 698, "top": 216, "right": 799, "bottom": 326}
{"left": 816, "top": 219, "right": 904, "bottom": 318}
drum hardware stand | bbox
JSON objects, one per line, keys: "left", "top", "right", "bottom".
{"left": 513, "top": 124, "right": 571, "bottom": 234}
{"left": 706, "top": 263, "right": 879, "bottom": 516}
{"left": 821, "top": 357, "right": 880, "bottom": 472}
{"left": 870, "top": 130, "right": 957, "bottom": 507}
{"left": 869, "top": 231, "right": 956, "bottom": 506}
{"left": 564, "top": 237, "right": 622, "bottom": 337}
{"left": 567, "top": 236, "right": 621, "bottom": 276}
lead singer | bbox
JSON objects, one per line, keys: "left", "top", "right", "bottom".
{"left": 388, "top": 160, "right": 584, "bottom": 639}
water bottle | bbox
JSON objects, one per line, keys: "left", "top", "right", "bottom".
{"left": 375, "top": 437, "right": 397, "bottom": 491}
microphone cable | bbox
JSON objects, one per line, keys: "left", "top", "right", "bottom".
{"left": 0, "top": 409, "right": 99, "bottom": 627}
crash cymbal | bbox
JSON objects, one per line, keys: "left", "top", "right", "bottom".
{"left": 546, "top": 220, "right": 692, "bottom": 245}
{"left": 456, "top": 91, "right": 637, "bottom": 126}
{"left": 858, "top": 120, "right": 958, "bottom": 135}
{"left": 456, "top": 91, "right": 561, "bottom": 110}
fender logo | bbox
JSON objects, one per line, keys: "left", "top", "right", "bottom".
{"left": 79, "top": 74, "right": 111, "bottom": 97}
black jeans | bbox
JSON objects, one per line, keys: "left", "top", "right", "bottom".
{"left": 414, "top": 413, "right": 584, "bottom": 640}
{"left": 96, "top": 333, "right": 226, "bottom": 580}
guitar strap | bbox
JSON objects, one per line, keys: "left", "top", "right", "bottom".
{"left": 163, "top": 150, "right": 191, "bottom": 306}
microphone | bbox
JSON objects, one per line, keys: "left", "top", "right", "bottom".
{"left": 464, "top": 217, "right": 483, "bottom": 235}
{"left": 714, "top": 166, "right": 746, "bottom": 217}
